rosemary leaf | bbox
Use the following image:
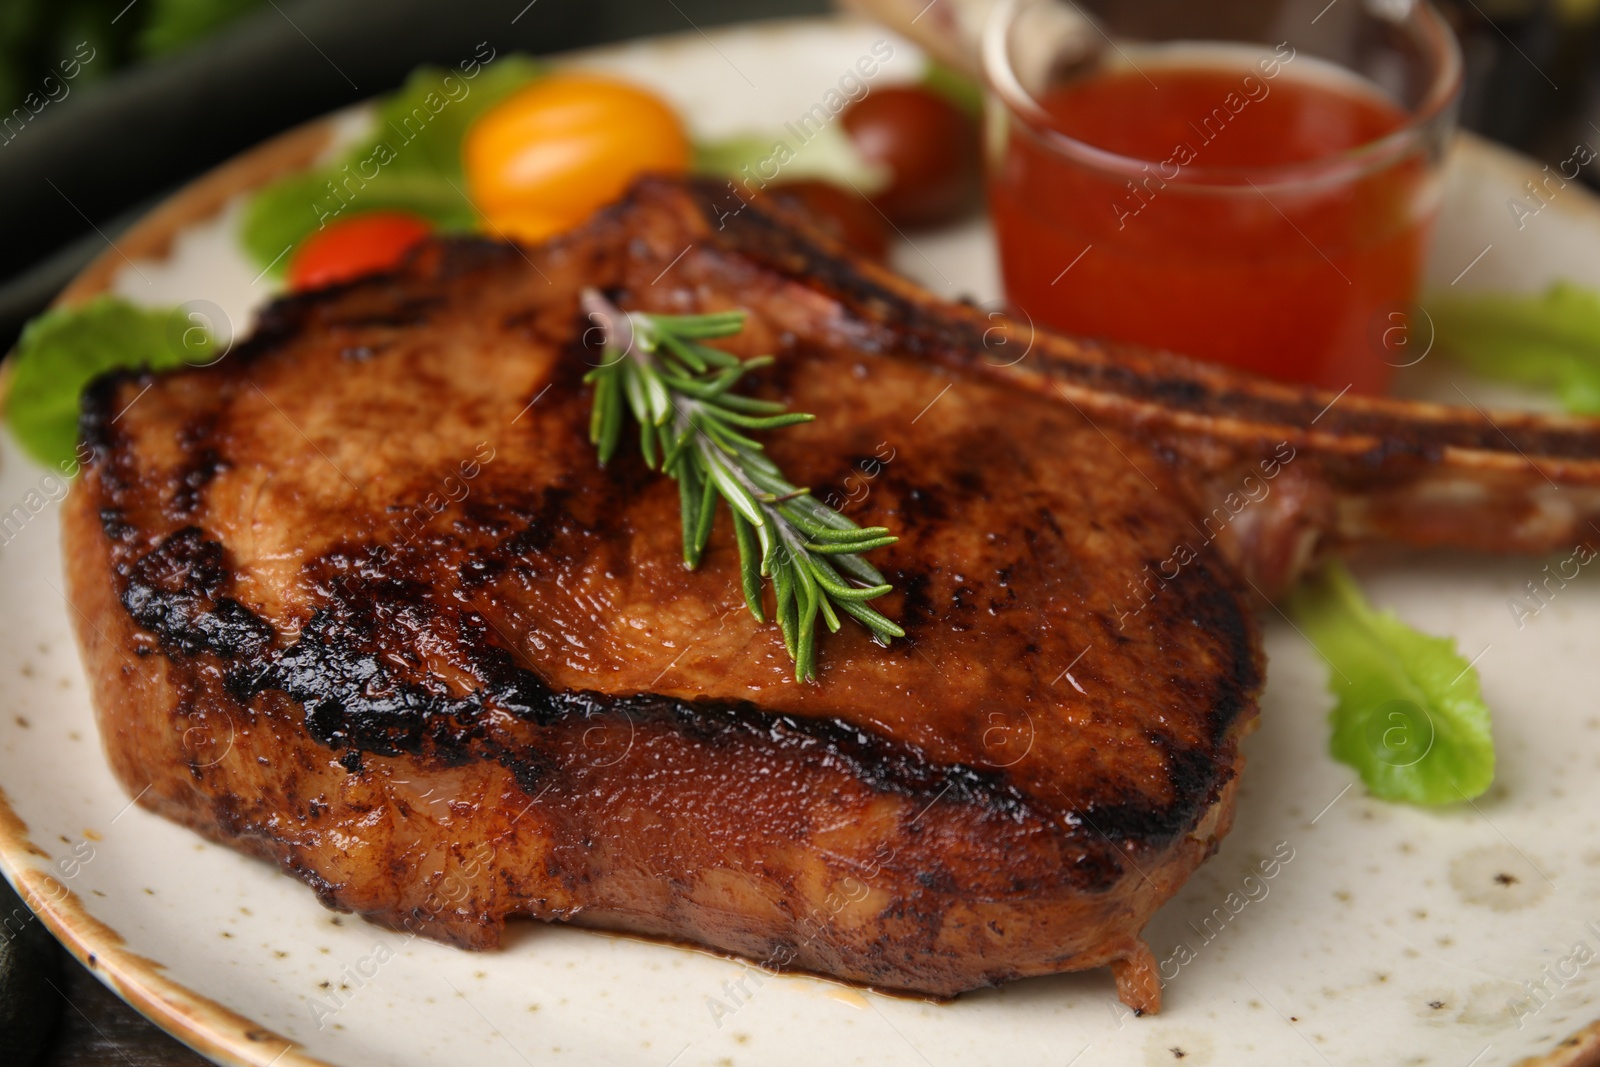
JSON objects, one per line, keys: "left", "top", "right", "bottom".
{"left": 621, "top": 360, "right": 650, "bottom": 426}
{"left": 648, "top": 310, "right": 748, "bottom": 338}
{"left": 834, "top": 597, "right": 906, "bottom": 641}
{"left": 829, "top": 552, "right": 888, "bottom": 588}
{"left": 774, "top": 563, "right": 799, "bottom": 660}
{"left": 718, "top": 411, "right": 815, "bottom": 430}
{"left": 701, "top": 419, "right": 765, "bottom": 455}
{"left": 703, "top": 446, "right": 765, "bottom": 526}
{"left": 731, "top": 512, "right": 766, "bottom": 622}
{"left": 796, "top": 563, "right": 820, "bottom": 680}
{"left": 658, "top": 331, "right": 708, "bottom": 373}
{"left": 639, "top": 413, "right": 658, "bottom": 470}
{"left": 580, "top": 287, "right": 901, "bottom": 681}
{"left": 662, "top": 426, "right": 695, "bottom": 478}
{"left": 690, "top": 343, "right": 742, "bottom": 370}
{"left": 692, "top": 468, "right": 718, "bottom": 561}
{"left": 807, "top": 536, "right": 899, "bottom": 554}
{"left": 783, "top": 493, "right": 858, "bottom": 531}
{"left": 806, "top": 557, "right": 892, "bottom": 601}
{"left": 715, "top": 393, "right": 788, "bottom": 415}
{"left": 679, "top": 464, "right": 703, "bottom": 568}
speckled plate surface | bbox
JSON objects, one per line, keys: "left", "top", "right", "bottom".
{"left": 3, "top": 15, "right": 1600, "bottom": 1067}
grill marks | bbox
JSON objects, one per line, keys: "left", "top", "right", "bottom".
{"left": 79, "top": 185, "right": 1252, "bottom": 825}
{"left": 103, "top": 521, "right": 1069, "bottom": 846}
{"left": 100, "top": 514, "right": 1189, "bottom": 863}
{"left": 63, "top": 176, "right": 1275, "bottom": 1003}
{"left": 117, "top": 526, "right": 272, "bottom": 660}
{"left": 79, "top": 426, "right": 1243, "bottom": 867}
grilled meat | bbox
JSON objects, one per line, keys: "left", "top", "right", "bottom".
{"left": 61, "top": 177, "right": 1600, "bottom": 1012}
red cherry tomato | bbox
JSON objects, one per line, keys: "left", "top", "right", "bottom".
{"left": 754, "top": 180, "right": 891, "bottom": 261}
{"left": 842, "top": 86, "right": 981, "bottom": 228}
{"left": 287, "top": 212, "right": 433, "bottom": 291}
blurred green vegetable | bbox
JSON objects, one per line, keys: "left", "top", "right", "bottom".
{"left": 693, "top": 123, "right": 889, "bottom": 195}
{"left": 1289, "top": 561, "right": 1495, "bottom": 806}
{"left": 239, "top": 56, "right": 545, "bottom": 274}
{"left": 0, "top": 0, "right": 262, "bottom": 106}
{"left": 919, "top": 58, "right": 983, "bottom": 118}
{"left": 1429, "top": 282, "right": 1600, "bottom": 413}
{"left": 138, "top": 0, "right": 265, "bottom": 58}
{"left": 4, "top": 297, "right": 211, "bottom": 469}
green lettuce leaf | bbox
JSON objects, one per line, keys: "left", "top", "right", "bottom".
{"left": 693, "top": 122, "right": 889, "bottom": 194}
{"left": 4, "top": 297, "right": 213, "bottom": 469}
{"left": 1428, "top": 282, "right": 1600, "bottom": 413}
{"left": 1288, "top": 561, "right": 1494, "bottom": 805}
{"left": 694, "top": 61, "right": 978, "bottom": 192}
{"left": 238, "top": 56, "right": 545, "bottom": 274}
{"left": 920, "top": 59, "right": 983, "bottom": 117}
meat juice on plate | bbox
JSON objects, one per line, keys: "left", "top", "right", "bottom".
{"left": 989, "top": 45, "right": 1437, "bottom": 393}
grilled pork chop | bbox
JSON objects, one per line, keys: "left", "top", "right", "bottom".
{"left": 61, "top": 177, "right": 1600, "bottom": 1014}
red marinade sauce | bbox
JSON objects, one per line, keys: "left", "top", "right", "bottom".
{"left": 990, "top": 62, "right": 1427, "bottom": 393}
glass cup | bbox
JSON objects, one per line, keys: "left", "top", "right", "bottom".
{"left": 982, "top": 0, "right": 1463, "bottom": 393}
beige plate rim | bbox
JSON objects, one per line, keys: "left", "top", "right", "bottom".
{"left": 0, "top": 113, "right": 341, "bottom": 1067}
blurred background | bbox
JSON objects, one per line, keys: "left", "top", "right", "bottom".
{"left": 0, "top": 0, "right": 1597, "bottom": 1063}
{"left": 0, "top": 0, "right": 830, "bottom": 353}
{"left": 0, "top": 0, "right": 1597, "bottom": 354}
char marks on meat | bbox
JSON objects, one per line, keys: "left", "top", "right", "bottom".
{"left": 62, "top": 177, "right": 1600, "bottom": 1012}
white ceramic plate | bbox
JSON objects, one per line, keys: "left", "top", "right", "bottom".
{"left": 4, "top": 16, "right": 1600, "bottom": 1067}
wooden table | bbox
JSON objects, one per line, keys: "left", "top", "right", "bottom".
{"left": 2, "top": 878, "right": 210, "bottom": 1066}
{"left": 43, "top": 954, "right": 213, "bottom": 1067}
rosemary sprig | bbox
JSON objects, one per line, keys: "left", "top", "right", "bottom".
{"left": 579, "top": 288, "right": 904, "bottom": 682}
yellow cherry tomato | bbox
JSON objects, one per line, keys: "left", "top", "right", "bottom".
{"left": 464, "top": 72, "right": 691, "bottom": 242}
